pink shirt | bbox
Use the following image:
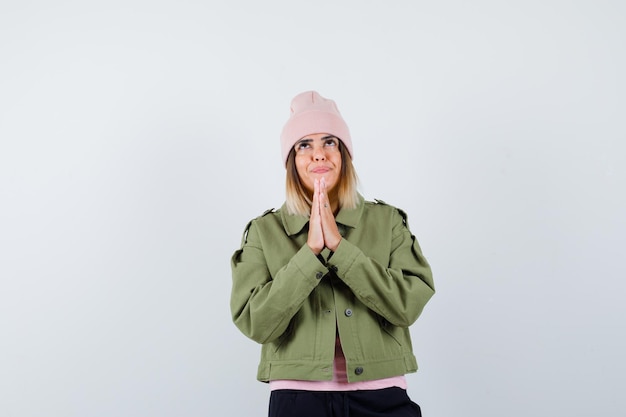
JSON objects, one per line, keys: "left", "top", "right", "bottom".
{"left": 269, "top": 337, "right": 407, "bottom": 391}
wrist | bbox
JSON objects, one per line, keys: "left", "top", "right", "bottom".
{"left": 327, "top": 237, "right": 341, "bottom": 252}
{"left": 307, "top": 242, "right": 323, "bottom": 255}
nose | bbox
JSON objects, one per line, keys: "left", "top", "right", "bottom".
{"left": 313, "top": 147, "right": 326, "bottom": 161}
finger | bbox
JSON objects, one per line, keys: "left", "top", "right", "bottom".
{"left": 309, "top": 180, "right": 325, "bottom": 253}
{"left": 320, "top": 203, "right": 341, "bottom": 252}
{"left": 316, "top": 179, "right": 323, "bottom": 206}
{"left": 311, "top": 178, "right": 320, "bottom": 210}
{"left": 318, "top": 179, "right": 325, "bottom": 205}
{"left": 320, "top": 178, "right": 329, "bottom": 210}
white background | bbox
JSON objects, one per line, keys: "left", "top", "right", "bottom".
{"left": 1, "top": 1, "right": 625, "bottom": 416}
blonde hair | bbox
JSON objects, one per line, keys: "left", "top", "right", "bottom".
{"left": 285, "top": 141, "right": 359, "bottom": 216}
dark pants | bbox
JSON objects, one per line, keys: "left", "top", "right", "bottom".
{"left": 268, "top": 387, "right": 422, "bottom": 417}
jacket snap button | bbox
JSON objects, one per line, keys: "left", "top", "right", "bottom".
{"left": 316, "top": 271, "right": 324, "bottom": 279}
{"left": 354, "top": 366, "right": 363, "bottom": 375}
{"left": 344, "top": 309, "right": 353, "bottom": 317}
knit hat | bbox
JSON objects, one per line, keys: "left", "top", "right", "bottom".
{"left": 280, "top": 91, "right": 353, "bottom": 166}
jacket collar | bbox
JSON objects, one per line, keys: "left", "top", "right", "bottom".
{"left": 280, "top": 194, "right": 365, "bottom": 236}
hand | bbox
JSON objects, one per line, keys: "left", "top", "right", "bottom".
{"left": 318, "top": 178, "right": 342, "bottom": 252}
{"left": 307, "top": 178, "right": 341, "bottom": 254}
{"left": 306, "top": 179, "right": 325, "bottom": 255}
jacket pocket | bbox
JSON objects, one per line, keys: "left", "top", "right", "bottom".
{"left": 273, "top": 317, "right": 295, "bottom": 353}
{"left": 377, "top": 315, "right": 403, "bottom": 348}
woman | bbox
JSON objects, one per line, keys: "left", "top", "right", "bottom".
{"left": 231, "top": 91, "right": 435, "bottom": 417}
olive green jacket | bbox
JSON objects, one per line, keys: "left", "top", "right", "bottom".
{"left": 230, "top": 195, "right": 434, "bottom": 383}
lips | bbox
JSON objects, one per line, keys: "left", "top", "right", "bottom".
{"left": 311, "top": 167, "right": 330, "bottom": 174}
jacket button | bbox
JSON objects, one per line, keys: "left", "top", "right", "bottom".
{"left": 344, "top": 309, "right": 353, "bottom": 317}
{"left": 354, "top": 367, "right": 363, "bottom": 375}
{"left": 330, "top": 265, "right": 338, "bottom": 273}
{"left": 316, "top": 271, "right": 324, "bottom": 279}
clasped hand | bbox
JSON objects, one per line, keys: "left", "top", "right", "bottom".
{"left": 307, "top": 178, "right": 341, "bottom": 255}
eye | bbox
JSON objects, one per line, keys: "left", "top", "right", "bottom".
{"left": 296, "top": 141, "right": 311, "bottom": 151}
{"left": 324, "top": 138, "right": 338, "bottom": 147}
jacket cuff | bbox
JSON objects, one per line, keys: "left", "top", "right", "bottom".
{"left": 291, "top": 243, "right": 333, "bottom": 283}
{"left": 324, "top": 238, "right": 360, "bottom": 276}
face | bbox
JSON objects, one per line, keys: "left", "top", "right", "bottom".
{"left": 294, "top": 133, "right": 343, "bottom": 196}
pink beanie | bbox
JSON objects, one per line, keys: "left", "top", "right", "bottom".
{"left": 280, "top": 91, "right": 353, "bottom": 166}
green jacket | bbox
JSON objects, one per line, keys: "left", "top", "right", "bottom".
{"left": 230, "top": 195, "right": 434, "bottom": 383}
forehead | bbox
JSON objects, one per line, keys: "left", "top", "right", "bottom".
{"left": 300, "top": 132, "right": 331, "bottom": 140}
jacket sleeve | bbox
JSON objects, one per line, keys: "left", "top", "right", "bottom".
{"left": 329, "top": 207, "right": 435, "bottom": 327}
{"left": 230, "top": 219, "right": 326, "bottom": 344}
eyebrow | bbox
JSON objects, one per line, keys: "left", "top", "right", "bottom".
{"left": 295, "top": 135, "right": 337, "bottom": 146}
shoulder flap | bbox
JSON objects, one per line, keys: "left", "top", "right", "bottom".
{"left": 240, "top": 208, "right": 275, "bottom": 246}
{"left": 375, "top": 199, "right": 409, "bottom": 228}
